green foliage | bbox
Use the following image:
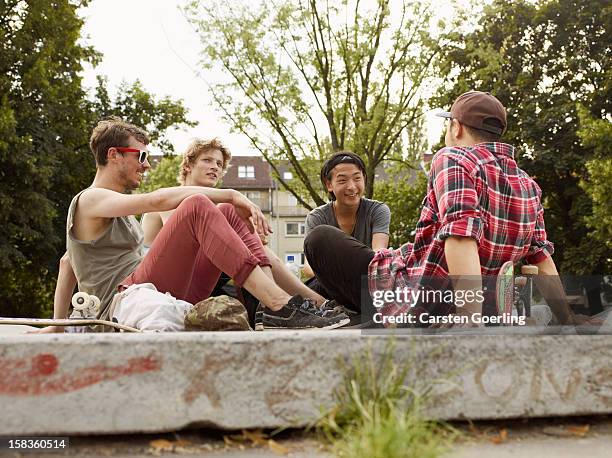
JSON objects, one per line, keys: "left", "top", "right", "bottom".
{"left": 0, "top": 1, "right": 193, "bottom": 317}
{"left": 434, "top": 0, "right": 611, "bottom": 275}
{"left": 0, "top": 0, "right": 97, "bottom": 317}
{"left": 331, "top": 407, "right": 449, "bottom": 458}
{"left": 375, "top": 168, "right": 427, "bottom": 248}
{"left": 94, "top": 77, "right": 196, "bottom": 153}
{"left": 140, "top": 155, "right": 182, "bottom": 193}
{"left": 577, "top": 107, "right": 612, "bottom": 267}
{"left": 316, "top": 340, "right": 455, "bottom": 458}
{"left": 184, "top": 0, "right": 449, "bottom": 209}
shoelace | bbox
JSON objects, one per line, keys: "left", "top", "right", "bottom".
{"left": 298, "top": 299, "right": 319, "bottom": 313}
{"left": 319, "top": 299, "right": 334, "bottom": 310}
{"left": 295, "top": 298, "right": 333, "bottom": 317}
{"left": 316, "top": 300, "right": 337, "bottom": 317}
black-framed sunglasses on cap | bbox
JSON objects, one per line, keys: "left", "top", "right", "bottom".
{"left": 115, "top": 147, "right": 149, "bottom": 164}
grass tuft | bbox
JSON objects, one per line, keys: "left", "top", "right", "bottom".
{"left": 316, "top": 339, "right": 456, "bottom": 458}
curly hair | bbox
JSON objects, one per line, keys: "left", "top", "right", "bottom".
{"left": 178, "top": 138, "right": 232, "bottom": 185}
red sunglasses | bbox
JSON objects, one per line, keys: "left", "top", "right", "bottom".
{"left": 115, "top": 147, "right": 149, "bottom": 164}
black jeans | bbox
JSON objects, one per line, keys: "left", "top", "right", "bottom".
{"left": 304, "top": 225, "right": 375, "bottom": 314}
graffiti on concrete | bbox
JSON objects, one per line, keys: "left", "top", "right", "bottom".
{"left": 0, "top": 352, "right": 161, "bottom": 396}
{"left": 183, "top": 354, "right": 236, "bottom": 406}
{"left": 182, "top": 349, "right": 322, "bottom": 420}
{"left": 467, "top": 357, "right": 611, "bottom": 407}
{"left": 262, "top": 351, "right": 319, "bottom": 419}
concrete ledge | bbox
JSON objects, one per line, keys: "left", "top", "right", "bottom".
{"left": 0, "top": 331, "right": 611, "bottom": 435}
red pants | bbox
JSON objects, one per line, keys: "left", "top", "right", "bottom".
{"left": 122, "top": 195, "right": 270, "bottom": 304}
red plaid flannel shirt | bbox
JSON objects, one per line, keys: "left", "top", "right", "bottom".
{"left": 368, "top": 142, "right": 554, "bottom": 320}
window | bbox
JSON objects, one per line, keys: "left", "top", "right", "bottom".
{"left": 287, "top": 194, "right": 298, "bottom": 206}
{"left": 285, "top": 252, "right": 305, "bottom": 266}
{"left": 246, "top": 191, "right": 260, "bottom": 200}
{"left": 285, "top": 221, "right": 306, "bottom": 236}
{"left": 283, "top": 171, "right": 293, "bottom": 180}
{"left": 238, "top": 165, "right": 255, "bottom": 179}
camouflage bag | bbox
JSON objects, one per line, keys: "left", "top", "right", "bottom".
{"left": 184, "top": 295, "right": 251, "bottom": 331}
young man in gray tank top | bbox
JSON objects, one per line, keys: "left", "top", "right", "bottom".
{"left": 38, "top": 117, "right": 349, "bottom": 332}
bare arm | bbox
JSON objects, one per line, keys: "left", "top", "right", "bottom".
{"left": 371, "top": 233, "right": 389, "bottom": 251}
{"left": 81, "top": 186, "right": 236, "bottom": 218}
{"left": 142, "top": 212, "right": 163, "bottom": 246}
{"left": 532, "top": 255, "right": 574, "bottom": 325}
{"left": 81, "top": 187, "right": 271, "bottom": 235}
{"left": 54, "top": 253, "right": 77, "bottom": 319}
{"left": 30, "top": 253, "right": 76, "bottom": 333}
{"left": 445, "top": 236, "right": 483, "bottom": 319}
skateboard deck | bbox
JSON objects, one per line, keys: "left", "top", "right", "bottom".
{"left": 0, "top": 317, "right": 141, "bottom": 333}
{"left": 496, "top": 261, "right": 515, "bottom": 322}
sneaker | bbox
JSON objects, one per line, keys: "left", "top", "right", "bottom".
{"left": 320, "top": 299, "right": 352, "bottom": 315}
{"left": 320, "top": 300, "right": 363, "bottom": 327}
{"left": 255, "top": 295, "right": 350, "bottom": 330}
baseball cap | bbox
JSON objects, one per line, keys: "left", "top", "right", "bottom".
{"left": 436, "top": 91, "right": 507, "bottom": 135}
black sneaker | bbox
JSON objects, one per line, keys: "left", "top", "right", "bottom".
{"left": 254, "top": 295, "right": 350, "bottom": 330}
{"left": 320, "top": 299, "right": 363, "bottom": 327}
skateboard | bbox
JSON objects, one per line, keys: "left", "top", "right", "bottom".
{"left": 0, "top": 317, "right": 140, "bottom": 333}
{"left": 0, "top": 292, "right": 140, "bottom": 333}
{"left": 496, "top": 262, "right": 539, "bottom": 325}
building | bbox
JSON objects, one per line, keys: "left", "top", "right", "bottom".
{"left": 221, "top": 156, "right": 310, "bottom": 266}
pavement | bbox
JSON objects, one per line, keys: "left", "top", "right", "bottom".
{"left": 1, "top": 416, "right": 611, "bottom": 457}
{"left": 1, "top": 328, "right": 611, "bottom": 436}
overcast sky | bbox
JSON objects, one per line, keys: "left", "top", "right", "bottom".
{"left": 80, "top": 0, "right": 459, "bottom": 156}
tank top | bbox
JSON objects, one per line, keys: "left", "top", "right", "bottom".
{"left": 66, "top": 189, "right": 144, "bottom": 320}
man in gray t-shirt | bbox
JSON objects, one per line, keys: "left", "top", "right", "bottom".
{"left": 302, "top": 152, "right": 391, "bottom": 311}
{"left": 305, "top": 197, "right": 390, "bottom": 247}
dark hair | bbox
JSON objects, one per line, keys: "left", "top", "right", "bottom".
{"left": 320, "top": 151, "right": 367, "bottom": 201}
{"left": 89, "top": 116, "right": 150, "bottom": 166}
{"left": 462, "top": 119, "right": 504, "bottom": 143}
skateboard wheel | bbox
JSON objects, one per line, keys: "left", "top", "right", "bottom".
{"left": 515, "top": 276, "right": 528, "bottom": 287}
{"left": 72, "top": 291, "right": 90, "bottom": 310}
{"left": 521, "top": 265, "right": 539, "bottom": 275}
{"left": 90, "top": 295, "right": 101, "bottom": 313}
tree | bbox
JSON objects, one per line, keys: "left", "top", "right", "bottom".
{"left": 140, "top": 155, "right": 182, "bottom": 193}
{"left": 433, "top": 0, "right": 611, "bottom": 274}
{"left": 374, "top": 169, "right": 427, "bottom": 248}
{"left": 0, "top": 1, "right": 194, "bottom": 317}
{"left": 93, "top": 76, "right": 196, "bottom": 154}
{"left": 185, "top": 0, "right": 447, "bottom": 209}
{"left": 577, "top": 106, "right": 612, "bottom": 265}
{"left": 0, "top": 0, "right": 98, "bottom": 317}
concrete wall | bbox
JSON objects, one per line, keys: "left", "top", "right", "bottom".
{"left": 1, "top": 331, "right": 610, "bottom": 435}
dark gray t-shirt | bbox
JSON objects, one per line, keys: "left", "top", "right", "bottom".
{"left": 305, "top": 198, "right": 391, "bottom": 247}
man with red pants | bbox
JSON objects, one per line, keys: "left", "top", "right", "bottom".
{"left": 43, "top": 117, "right": 348, "bottom": 332}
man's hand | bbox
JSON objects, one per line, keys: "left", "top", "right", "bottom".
{"left": 27, "top": 326, "right": 65, "bottom": 334}
{"left": 257, "top": 230, "right": 269, "bottom": 245}
{"left": 571, "top": 314, "right": 604, "bottom": 326}
{"left": 231, "top": 191, "right": 272, "bottom": 236}
{"left": 533, "top": 256, "right": 575, "bottom": 325}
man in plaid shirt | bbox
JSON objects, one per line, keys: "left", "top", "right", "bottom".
{"left": 305, "top": 91, "right": 583, "bottom": 327}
